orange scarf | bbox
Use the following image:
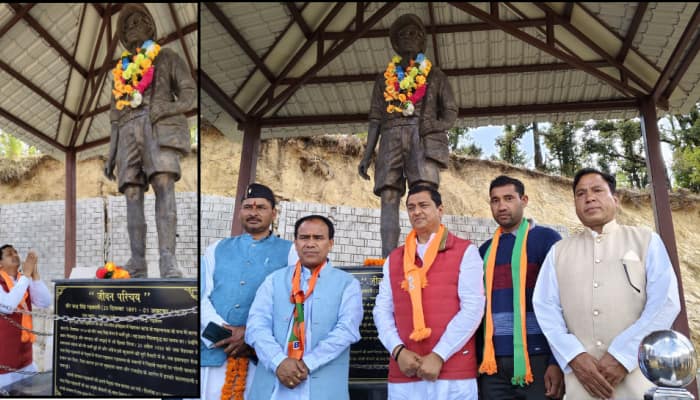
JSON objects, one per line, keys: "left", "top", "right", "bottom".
{"left": 287, "top": 260, "right": 326, "bottom": 359}
{"left": 0, "top": 270, "right": 35, "bottom": 343}
{"left": 401, "top": 224, "right": 446, "bottom": 342}
{"left": 479, "top": 219, "right": 533, "bottom": 386}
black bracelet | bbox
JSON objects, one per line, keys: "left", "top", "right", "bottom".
{"left": 394, "top": 344, "right": 406, "bottom": 361}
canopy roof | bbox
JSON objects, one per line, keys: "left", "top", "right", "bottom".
{"left": 201, "top": 2, "right": 700, "bottom": 139}
{"left": 0, "top": 3, "right": 198, "bottom": 160}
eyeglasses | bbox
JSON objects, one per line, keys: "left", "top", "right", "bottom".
{"left": 622, "top": 262, "right": 641, "bottom": 293}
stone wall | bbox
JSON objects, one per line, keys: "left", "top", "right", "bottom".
{"left": 200, "top": 197, "right": 569, "bottom": 264}
{"left": 107, "top": 192, "right": 198, "bottom": 278}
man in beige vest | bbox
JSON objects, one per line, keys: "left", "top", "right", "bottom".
{"left": 532, "top": 168, "right": 680, "bottom": 399}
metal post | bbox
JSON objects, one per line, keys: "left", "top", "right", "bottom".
{"left": 639, "top": 96, "right": 697, "bottom": 397}
{"left": 231, "top": 121, "right": 261, "bottom": 236}
{"left": 65, "top": 149, "right": 76, "bottom": 278}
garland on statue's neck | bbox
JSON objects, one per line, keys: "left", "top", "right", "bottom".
{"left": 383, "top": 53, "right": 432, "bottom": 116}
{"left": 112, "top": 39, "right": 161, "bottom": 110}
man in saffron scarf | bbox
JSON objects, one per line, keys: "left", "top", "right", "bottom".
{"left": 105, "top": 3, "right": 196, "bottom": 278}
{"left": 533, "top": 168, "right": 680, "bottom": 399}
{"left": 246, "top": 215, "right": 363, "bottom": 400}
{"left": 373, "top": 186, "right": 485, "bottom": 399}
{"left": 477, "top": 175, "right": 563, "bottom": 399}
{"left": 200, "top": 183, "right": 296, "bottom": 400}
{"left": 0, "top": 245, "right": 51, "bottom": 388}
{"left": 359, "top": 13, "right": 457, "bottom": 258}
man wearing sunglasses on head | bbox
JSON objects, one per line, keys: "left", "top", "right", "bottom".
{"left": 533, "top": 168, "right": 680, "bottom": 399}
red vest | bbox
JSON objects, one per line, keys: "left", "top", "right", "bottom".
{"left": 0, "top": 279, "right": 33, "bottom": 373}
{"left": 388, "top": 232, "right": 477, "bottom": 382}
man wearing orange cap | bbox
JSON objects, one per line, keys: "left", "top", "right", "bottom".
{"left": 0, "top": 245, "right": 51, "bottom": 388}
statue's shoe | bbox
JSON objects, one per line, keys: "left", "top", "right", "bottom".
{"left": 124, "top": 257, "right": 148, "bottom": 278}
{"left": 159, "top": 253, "right": 183, "bottom": 278}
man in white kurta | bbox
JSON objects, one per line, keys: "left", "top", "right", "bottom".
{"left": 245, "top": 215, "right": 363, "bottom": 400}
{"left": 533, "top": 168, "right": 680, "bottom": 399}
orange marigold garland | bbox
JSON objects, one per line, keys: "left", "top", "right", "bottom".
{"left": 383, "top": 53, "right": 431, "bottom": 116}
{"left": 221, "top": 356, "right": 247, "bottom": 400}
{"left": 363, "top": 258, "right": 386, "bottom": 266}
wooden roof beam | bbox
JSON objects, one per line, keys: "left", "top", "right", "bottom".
{"left": 323, "top": 18, "right": 550, "bottom": 40}
{"left": 89, "top": 23, "right": 198, "bottom": 80}
{"left": 576, "top": 3, "right": 662, "bottom": 74}
{"left": 534, "top": 2, "right": 652, "bottom": 94}
{"left": 205, "top": 3, "right": 275, "bottom": 83}
{"left": 617, "top": 3, "right": 647, "bottom": 64}
{"left": 69, "top": 32, "right": 120, "bottom": 147}
{"left": 9, "top": 3, "right": 88, "bottom": 78}
{"left": 0, "top": 4, "right": 34, "bottom": 38}
{"left": 248, "top": 3, "right": 347, "bottom": 116}
{"left": 662, "top": 28, "right": 700, "bottom": 102}
{"left": 450, "top": 2, "right": 644, "bottom": 98}
{"left": 617, "top": 3, "right": 647, "bottom": 86}
{"left": 428, "top": 2, "right": 441, "bottom": 67}
{"left": 277, "top": 61, "right": 610, "bottom": 85}
{"left": 91, "top": 3, "right": 123, "bottom": 18}
{"left": 0, "top": 106, "right": 67, "bottom": 152}
{"left": 653, "top": 4, "right": 700, "bottom": 102}
{"left": 255, "top": 2, "right": 400, "bottom": 118}
{"left": 56, "top": 4, "right": 87, "bottom": 141}
{"left": 201, "top": 70, "right": 248, "bottom": 123}
{"left": 69, "top": 5, "right": 113, "bottom": 147}
{"left": 286, "top": 3, "right": 312, "bottom": 39}
{"left": 259, "top": 99, "right": 639, "bottom": 127}
{"left": 0, "top": 60, "right": 77, "bottom": 120}
{"left": 169, "top": 3, "right": 197, "bottom": 80}
{"left": 232, "top": 3, "right": 309, "bottom": 102}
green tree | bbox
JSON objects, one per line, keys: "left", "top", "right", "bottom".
{"left": 666, "top": 104, "right": 700, "bottom": 192}
{"left": 542, "top": 122, "right": 582, "bottom": 177}
{"left": 0, "top": 131, "right": 36, "bottom": 160}
{"left": 532, "top": 122, "right": 545, "bottom": 171}
{"left": 582, "top": 120, "right": 648, "bottom": 189}
{"left": 495, "top": 124, "right": 527, "bottom": 165}
{"left": 673, "top": 147, "right": 700, "bottom": 192}
{"left": 448, "top": 127, "right": 483, "bottom": 157}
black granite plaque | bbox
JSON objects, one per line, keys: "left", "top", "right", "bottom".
{"left": 52, "top": 279, "right": 198, "bottom": 397}
{"left": 341, "top": 267, "right": 388, "bottom": 382}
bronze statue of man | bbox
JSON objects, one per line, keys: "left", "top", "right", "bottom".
{"left": 104, "top": 4, "right": 195, "bottom": 278}
{"left": 358, "top": 14, "right": 457, "bottom": 257}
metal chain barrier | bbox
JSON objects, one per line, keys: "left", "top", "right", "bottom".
{"left": 0, "top": 306, "right": 197, "bottom": 336}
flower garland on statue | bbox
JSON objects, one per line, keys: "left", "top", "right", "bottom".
{"left": 96, "top": 261, "right": 131, "bottom": 279}
{"left": 220, "top": 357, "right": 247, "bottom": 400}
{"left": 384, "top": 53, "right": 432, "bottom": 116}
{"left": 112, "top": 40, "right": 161, "bottom": 110}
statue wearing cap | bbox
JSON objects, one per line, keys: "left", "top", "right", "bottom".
{"left": 104, "top": 3, "right": 196, "bottom": 278}
{"left": 359, "top": 13, "right": 457, "bottom": 257}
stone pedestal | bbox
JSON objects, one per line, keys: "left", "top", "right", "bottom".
{"left": 341, "top": 267, "right": 389, "bottom": 399}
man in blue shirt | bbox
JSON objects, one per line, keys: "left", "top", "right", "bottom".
{"left": 246, "top": 215, "right": 363, "bottom": 400}
{"left": 200, "top": 183, "right": 296, "bottom": 399}
{"left": 478, "top": 175, "right": 564, "bottom": 399}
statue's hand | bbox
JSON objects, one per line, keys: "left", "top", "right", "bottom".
{"left": 150, "top": 103, "right": 166, "bottom": 124}
{"left": 358, "top": 158, "right": 371, "bottom": 180}
{"left": 104, "top": 158, "right": 116, "bottom": 181}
